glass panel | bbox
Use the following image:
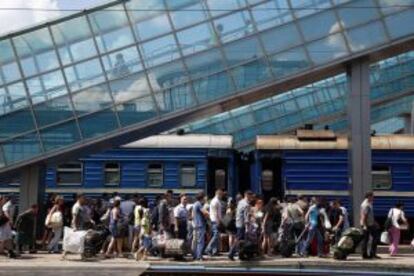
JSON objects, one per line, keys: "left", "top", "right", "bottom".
{"left": 299, "top": 10, "right": 339, "bottom": 42}
{"left": 27, "top": 70, "right": 67, "bottom": 104}
{"left": 184, "top": 48, "right": 225, "bottom": 79}
{"left": 307, "top": 33, "right": 349, "bottom": 64}
{"left": 291, "top": 0, "right": 332, "bottom": 18}
{"left": 169, "top": 1, "right": 208, "bottom": 29}
{"left": 0, "top": 108, "right": 35, "bottom": 140}
{"left": 140, "top": 34, "right": 179, "bottom": 67}
{"left": 378, "top": 0, "right": 414, "bottom": 15}
{"left": 271, "top": 47, "right": 311, "bottom": 78}
{"left": 223, "top": 36, "right": 263, "bottom": 67}
{"left": 346, "top": 21, "right": 387, "bottom": 52}
{"left": 72, "top": 84, "right": 113, "bottom": 115}
{"left": 64, "top": 58, "right": 105, "bottom": 92}
{"left": 52, "top": 16, "right": 97, "bottom": 65}
{"left": 181, "top": 164, "right": 196, "bottom": 187}
{"left": 13, "top": 28, "right": 59, "bottom": 77}
{"left": 126, "top": 0, "right": 167, "bottom": 39}
{"left": 0, "top": 39, "right": 20, "bottom": 84}
{"left": 78, "top": 108, "right": 119, "bottom": 139}
{"left": 385, "top": 10, "right": 414, "bottom": 39}
{"left": 2, "top": 132, "right": 41, "bottom": 165}
{"left": 117, "top": 95, "right": 157, "bottom": 126}
{"left": 40, "top": 121, "right": 81, "bottom": 152}
{"left": 261, "top": 23, "right": 301, "bottom": 55}
{"left": 177, "top": 23, "right": 215, "bottom": 56}
{"left": 206, "top": 0, "right": 247, "bottom": 17}
{"left": 89, "top": 6, "right": 135, "bottom": 53}
{"left": 213, "top": 11, "right": 254, "bottom": 44}
{"left": 2, "top": 82, "right": 28, "bottom": 114}
{"left": 231, "top": 57, "right": 272, "bottom": 89}
{"left": 338, "top": 0, "right": 380, "bottom": 29}
{"left": 147, "top": 60, "right": 189, "bottom": 91}
{"left": 156, "top": 83, "right": 195, "bottom": 113}
{"left": 56, "top": 162, "right": 82, "bottom": 185}
{"left": 251, "top": 0, "right": 292, "bottom": 31}
{"left": 33, "top": 95, "right": 74, "bottom": 127}
{"left": 104, "top": 162, "right": 120, "bottom": 186}
{"left": 147, "top": 163, "right": 163, "bottom": 187}
{"left": 110, "top": 72, "right": 151, "bottom": 103}
{"left": 102, "top": 46, "right": 143, "bottom": 80}
{"left": 0, "top": 147, "right": 5, "bottom": 168}
{"left": 192, "top": 71, "right": 235, "bottom": 104}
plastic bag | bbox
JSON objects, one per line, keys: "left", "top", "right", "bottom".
{"left": 380, "top": 231, "right": 391, "bottom": 245}
{"left": 50, "top": 211, "right": 63, "bottom": 229}
{"left": 63, "top": 226, "right": 88, "bottom": 253}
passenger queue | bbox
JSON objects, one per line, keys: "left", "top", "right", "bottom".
{"left": 0, "top": 190, "right": 410, "bottom": 261}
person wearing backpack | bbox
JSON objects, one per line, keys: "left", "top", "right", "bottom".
{"left": 387, "top": 202, "right": 408, "bottom": 256}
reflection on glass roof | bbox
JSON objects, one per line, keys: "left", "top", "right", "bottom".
{"left": 178, "top": 51, "right": 414, "bottom": 147}
{"left": 1, "top": 0, "right": 414, "bottom": 170}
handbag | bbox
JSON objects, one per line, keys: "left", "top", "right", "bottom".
{"left": 0, "top": 212, "right": 9, "bottom": 226}
{"left": 380, "top": 231, "right": 391, "bottom": 244}
{"left": 50, "top": 211, "right": 63, "bottom": 228}
{"left": 384, "top": 209, "right": 393, "bottom": 230}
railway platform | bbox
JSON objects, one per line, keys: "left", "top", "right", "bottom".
{"left": 1, "top": 247, "right": 414, "bottom": 276}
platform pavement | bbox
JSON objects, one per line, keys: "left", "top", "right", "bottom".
{"left": 1, "top": 247, "right": 414, "bottom": 275}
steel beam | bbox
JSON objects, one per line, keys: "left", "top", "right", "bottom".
{"left": 347, "top": 58, "right": 371, "bottom": 227}
{"left": 19, "top": 165, "right": 45, "bottom": 213}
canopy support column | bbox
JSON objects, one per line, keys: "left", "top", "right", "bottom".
{"left": 347, "top": 58, "right": 371, "bottom": 227}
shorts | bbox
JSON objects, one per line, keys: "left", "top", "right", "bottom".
{"left": 142, "top": 236, "right": 151, "bottom": 249}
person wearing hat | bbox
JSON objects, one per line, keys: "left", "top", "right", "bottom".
{"left": 46, "top": 196, "right": 65, "bottom": 253}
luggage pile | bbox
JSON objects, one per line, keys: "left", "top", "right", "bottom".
{"left": 333, "top": 227, "right": 364, "bottom": 260}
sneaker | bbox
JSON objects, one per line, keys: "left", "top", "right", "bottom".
{"left": 372, "top": 255, "right": 382, "bottom": 259}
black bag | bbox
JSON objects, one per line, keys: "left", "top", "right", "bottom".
{"left": 222, "top": 214, "right": 236, "bottom": 233}
{"left": 239, "top": 240, "right": 259, "bottom": 260}
{"left": 0, "top": 213, "right": 9, "bottom": 227}
{"left": 333, "top": 227, "right": 364, "bottom": 260}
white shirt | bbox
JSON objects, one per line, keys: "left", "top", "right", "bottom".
{"left": 120, "top": 200, "right": 136, "bottom": 217}
{"left": 2, "top": 200, "right": 14, "bottom": 224}
{"left": 174, "top": 203, "right": 188, "bottom": 220}
{"left": 388, "top": 208, "right": 407, "bottom": 229}
{"left": 210, "top": 196, "right": 222, "bottom": 223}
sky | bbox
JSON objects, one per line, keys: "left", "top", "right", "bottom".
{"left": 0, "top": 0, "right": 107, "bottom": 35}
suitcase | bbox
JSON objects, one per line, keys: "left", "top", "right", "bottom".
{"left": 164, "top": 239, "right": 186, "bottom": 258}
{"left": 333, "top": 227, "right": 364, "bottom": 260}
{"left": 239, "top": 240, "right": 259, "bottom": 260}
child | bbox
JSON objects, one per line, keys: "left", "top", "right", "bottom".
{"left": 135, "top": 208, "right": 151, "bottom": 261}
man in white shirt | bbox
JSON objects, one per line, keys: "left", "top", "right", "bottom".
{"left": 205, "top": 189, "right": 224, "bottom": 256}
{"left": 174, "top": 194, "right": 188, "bottom": 240}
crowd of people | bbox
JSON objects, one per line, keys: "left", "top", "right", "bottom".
{"left": 0, "top": 190, "right": 410, "bottom": 261}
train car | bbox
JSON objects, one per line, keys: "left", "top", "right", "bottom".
{"left": 1, "top": 134, "right": 237, "bottom": 203}
{"left": 44, "top": 134, "right": 237, "bottom": 201}
{"left": 251, "top": 130, "right": 414, "bottom": 219}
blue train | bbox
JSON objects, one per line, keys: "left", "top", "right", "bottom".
{"left": 2, "top": 131, "right": 414, "bottom": 219}
{"left": 251, "top": 130, "right": 414, "bottom": 218}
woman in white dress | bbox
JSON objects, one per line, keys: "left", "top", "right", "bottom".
{"left": 0, "top": 195, "right": 17, "bottom": 258}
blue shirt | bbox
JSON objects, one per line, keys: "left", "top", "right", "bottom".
{"left": 236, "top": 199, "right": 250, "bottom": 228}
{"left": 193, "top": 201, "right": 206, "bottom": 228}
{"left": 308, "top": 205, "right": 320, "bottom": 227}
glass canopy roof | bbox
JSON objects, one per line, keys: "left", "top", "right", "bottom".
{"left": 1, "top": 0, "right": 414, "bottom": 171}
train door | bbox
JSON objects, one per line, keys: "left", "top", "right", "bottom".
{"left": 261, "top": 157, "right": 283, "bottom": 202}
{"left": 207, "top": 158, "right": 228, "bottom": 198}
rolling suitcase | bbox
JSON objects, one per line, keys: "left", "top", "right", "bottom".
{"left": 163, "top": 239, "right": 187, "bottom": 259}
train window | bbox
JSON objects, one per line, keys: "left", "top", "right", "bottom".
{"left": 56, "top": 162, "right": 82, "bottom": 185}
{"left": 372, "top": 165, "right": 392, "bottom": 190}
{"left": 181, "top": 164, "right": 196, "bottom": 187}
{"left": 262, "top": 170, "right": 273, "bottom": 192}
{"left": 104, "top": 163, "right": 120, "bottom": 186}
{"left": 215, "top": 169, "right": 226, "bottom": 190}
{"left": 148, "top": 163, "right": 163, "bottom": 187}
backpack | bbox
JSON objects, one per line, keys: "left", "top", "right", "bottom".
{"left": 151, "top": 206, "right": 159, "bottom": 230}
{"left": 0, "top": 212, "right": 9, "bottom": 227}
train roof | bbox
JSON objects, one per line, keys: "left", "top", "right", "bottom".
{"left": 256, "top": 130, "right": 414, "bottom": 150}
{"left": 122, "top": 134, "right": 233, "bottom": 149}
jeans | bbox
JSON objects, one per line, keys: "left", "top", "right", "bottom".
{"left": 177, "top": 221, "right": 187, "bottom": 240}
{"left": 47, "top": 227, "right": 62, "bottom": 252}
{"left": 187, "top": 222, "right": 194, "bottom": 251}
{"left": 389, "top": 226, "right": 400, "bottom": 256}
{"left": 228, "top": 226, "right": 245, "bottom": 258}
{"left": 205, "top": 222, "right": 220, "bottom": 255}
{"left": 302, "top": 225, "right": 323, "bottom": 256}
{"left": 361, "top": 225, "right": 380, "bottom": 257}
{"left": 193, "top": 226, "right": 206, "bottom": 260}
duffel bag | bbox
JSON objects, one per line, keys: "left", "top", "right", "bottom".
{"left": 164, "top": 238, "right": 186, "bottom": 257}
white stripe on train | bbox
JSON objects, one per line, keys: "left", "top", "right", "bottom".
{"left": 284, "top": 190, "right": 414, "bottom": 197}
{"left": 0, "top": 187, "right": 203, "bottom": 194}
